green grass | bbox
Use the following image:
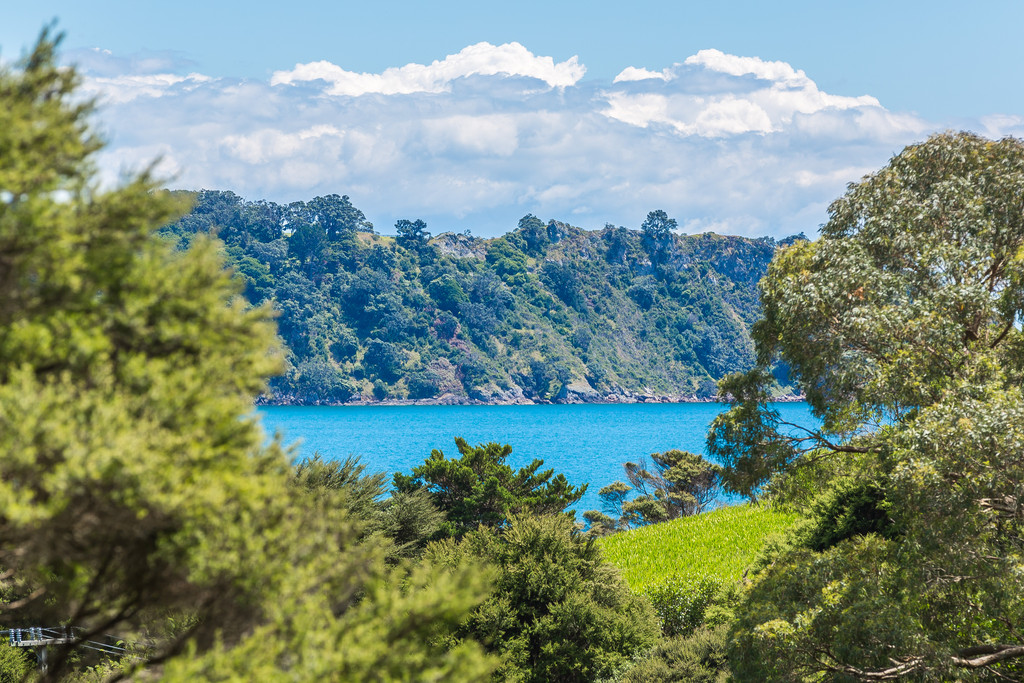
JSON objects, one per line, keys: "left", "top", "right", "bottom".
{"left": 597, "top": 504, "right": 799, "bottom": 592}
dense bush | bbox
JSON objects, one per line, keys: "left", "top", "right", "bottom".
{"left": 616, "top": 625, "right": 730, "bottom": 683}
{"left": 0, "top": 643, "right": 32, "bottom": 681}
{"left": 644, "top": 574, "right": 721, "bottom": 637}
{"left": 796, "top": 478, "right": 898, "bottom": 552}
{"left": 428, "top": 514, "right": 660, "bottom": 683}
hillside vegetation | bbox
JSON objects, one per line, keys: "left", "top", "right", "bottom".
{"left": 158, "top": 192, "right": 796, "bottom": 404}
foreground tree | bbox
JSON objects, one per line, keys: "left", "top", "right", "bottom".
{"left": 0, "top": 30, "right": 493, "bottom": 680}
{"left": 711, "top": 132, "right": 1024, "bottom": 680}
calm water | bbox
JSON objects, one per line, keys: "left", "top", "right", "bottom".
{"left": 258, "top": 402, "right": 815, "bottom": 513}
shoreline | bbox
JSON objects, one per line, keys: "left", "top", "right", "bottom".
{"left": 257, "top": 392, "right": 805, "bottom": 407}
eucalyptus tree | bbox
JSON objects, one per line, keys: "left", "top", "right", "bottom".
{"left": 711, "top": 132, "right": 1024, "bottom": 680}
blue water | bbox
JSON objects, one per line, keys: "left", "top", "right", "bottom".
{"left": 257, "top": 402, "right": 815, "bottom": 513}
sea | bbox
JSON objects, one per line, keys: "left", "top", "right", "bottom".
{"left": 257, "top": 402, "right": 815, "bottom": 513}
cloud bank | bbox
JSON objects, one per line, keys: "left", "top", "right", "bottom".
{"left": 270, "top": 41, "right": 585, "bottom": 95}
{"left": 73, "top": 42, "right": 1020, "bottom": 238}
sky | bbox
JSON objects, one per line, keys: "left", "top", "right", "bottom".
{"left": 4, "top": 1, "right": 1024, "bottom": 238}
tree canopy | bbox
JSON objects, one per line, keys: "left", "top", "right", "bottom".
{"left": 427, "top": 514, "right": 659, "bottom": 682}
{"left": 160, "top": 191, "right": 776, "bottom": 404}
{"left": 711, "top": 132, "right": 1024, "bottom": 680}
{"left": 586, "top": 450, "right": 720, "bottom": 534}
{"left": 0, "top": 29, "right": 495, "bottom": 680}
{"left": 394, "top": 438, "right": 587, "bottom": 538}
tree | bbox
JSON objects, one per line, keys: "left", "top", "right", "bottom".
{"left": 428, "top": 273, "right": 469, "bottom": 312}
{"left": 241, "top": 198, "right": 284, "bottom": 242}
{"left": 395, "top": 218, "right": 430, "bottom": 249}
{"left": 288, "top": 222, "right": 328, "bottom": 274}
{"left": 426, "top": 514, "right": 660, "bottom": 683}
{"left": 541, "top": 261, "right": 584, "bottom": 310}
{"left": 0, "top": 29, "right": 495, "bottom": 680}
{"left": 624, "top": 450, "right": 720, "bottom": 521}
{"left": 641, "top": 209, "right": 677, "bottom": 263}
{"left": 485, "top": 236, "right": 529, "bottom": 286}
{"left": 308, "top": 193, "right": 367, "bottom": 240}
{"left": 517, "top": 213, "right": 549, "bottom": 255}
{"left": 587, "top": 451, "right": 720, "bottom": 532}
{"left": 712, "top": 132, "right": 1024, "bottom": 680}
{"left": 394, "top": 438, "right": 587, "bottom": 538}
{"left": 362, "top": 337, "right": 404, "bottom": 382}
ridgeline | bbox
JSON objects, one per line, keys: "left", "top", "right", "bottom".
{"left": 159, "top": 191, "right": 799, "bottom": 404}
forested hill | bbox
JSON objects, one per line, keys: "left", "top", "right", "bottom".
{"left": 159, "top": 190, "right": 798, "bottom": 404}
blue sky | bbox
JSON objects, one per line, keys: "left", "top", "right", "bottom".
{"left": 4, "top": 1, "right": 1024, "bottom": 237}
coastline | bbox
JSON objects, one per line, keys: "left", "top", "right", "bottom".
{"left": 257, "top": 390, "right": 805, "bottom": 407}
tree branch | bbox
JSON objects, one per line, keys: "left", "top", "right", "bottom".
{"left": 990, "top": 319, "right": 1014, "bottom": 349}
{"left": 776, "top": 419, "right": 875, "bottom": 454}
{"left": 952, "top": 644, "right": 1024, "bottom": 668}
{"left": 826, "top": 657, "right": 924, "bottom": 680}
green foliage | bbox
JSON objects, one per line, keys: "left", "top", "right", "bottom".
{"left": 796, "top": 477, "right": 897, "bottom": 552}
{"left": 289, "top": 356, "right": 354, "bottom": 402}
{"left": 0, "top": 643, "right": 32, "bottom": 682}
{"left": 598, "top": 505, "right": 799, "bottom": 592}
{"left": 160, "top": 558, "right": 497, "bottom": 682}
{"left": 707, "top": 368, "right": 797, "bottom": 499}
{"left": 713, "top": 132, "right": 1024, "bottom": 679}
{"left": 616, "top": 625, "right": 730, "bottom": 683}
{"left": 395, "top": 218, "right": 430, "bottom": 249}
{"left": 644, "top": 574, "right": 722, "bottom": 638}
{"left": 641, "top": 210, "right": 677, "bottom": 264}
{"left": 427, "top": 514, "right": 660, "bottom": 683}
{"left": 376, "top": 488, "right": 448, "bottom": 558}
{"left": 394, "top": 438, "right": 586, "bottom": 538}
{"left": 307, "top": 193, "right": 367, "bottom": 239}
{"left": 363, "top": 337, "right": 404, "bottom": 382}
{"left": 485, "top": 236, "right": 530, "bottom": 286}
{"left": 587, "top": 451, "right": 721, "bottom": 533}
{"left": 428, "top": 272, "right": 470, "bottom": 311}
{"left": 165, "top": 189, "right": 778, "bottom": 404}
{"left": 0, "top": 30, "right": 497, "bottom": 680}
{"left": 293, "top": 454, "right": 386, "bottom": 513}
{"left": 288, "top": 222, "right": 328, "bottom": 271}
{"left": 517, "top": 214, "right": 549, "bottom": 255}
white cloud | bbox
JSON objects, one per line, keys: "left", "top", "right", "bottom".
{"left": 613, "top": 66, "right": 671, "bottom": 83}
{"left": 421, "top": 115, "right": 520, "bottom": 157}
{"left": 73, "top": 44, "right": 987, "bottom": 239}
{"left": 684, "top": 49, "right": 810, "bottom": 86}
{"left": 978, "top": 114, "right": 1024, "bottom": 139}
{"left": 694, "top": 98, "right": 774, "bottom": 136}
{"left": 270, "top": 42, "right": 585, "bottom": 95}
{"left": 603, "top": 49, "right": 882, "bottom": 138}
{"left": 221, "top": 125, "right": 345, "bottom": 164}
{"left": 80, "top": 72, "right": 213, "bottom": 104}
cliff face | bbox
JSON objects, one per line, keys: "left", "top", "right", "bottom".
{"left": 162, "top": 192, "right": 787, "bottom": 404}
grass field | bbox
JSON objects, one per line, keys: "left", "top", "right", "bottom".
{"left": 597, "top": 504, "right": 799, "bottom": 592}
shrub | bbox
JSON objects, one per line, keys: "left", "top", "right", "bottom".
{"left": 0, "top": 643, "right": 32, "bottom": 681}
{"left": 617, "top": 624, "right": 730, "bottom": 683}
{"left": 428, "top": 514, "right": 660, "bottom": 683}
{"left": 644, "top": 574, "right": 721, "bottom": 637}
{"left": 797, "top": 478, "right": 897, "bottom": 552}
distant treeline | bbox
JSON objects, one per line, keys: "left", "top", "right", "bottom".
{"left": 159, "top": 191, "right": 800, "bottom": 403}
